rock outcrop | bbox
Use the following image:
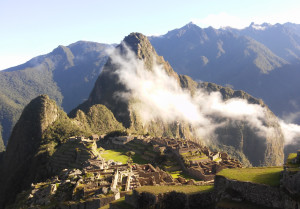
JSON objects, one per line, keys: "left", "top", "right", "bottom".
{"left": 0, "top": 95, "right": 60, "bottom": 207}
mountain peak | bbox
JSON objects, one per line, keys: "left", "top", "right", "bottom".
{"left": 122, "top": 32, "right": 155, "bottom": 58}
{"left": 50, "top": 45, "right": 74, "bottom": 67}
{"left": 248, "top": 22, "right": 272, "bottom": 30}
{"left": 75, "top": 32, "right": 179, "bottom": 128}
{"left": 52, "top": 45, "right": 70, "bottom": 55}
{"left": 0, "top": 94, "right": 60, "bottom": 206}
{"left": 185, "top": 21, "right": 199, "bottom": 28}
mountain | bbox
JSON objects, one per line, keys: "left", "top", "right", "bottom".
{"left": 72, "top": 32, "right": 284, "bottom": 167}
{"left": 0, "top": 95, "right": 61, "bottom": 207}
{"left": 0, "top": 32, "right": 285, "bottom": 207}
{"left": 0, "top": 41, "right": 111, "bottom": 149}
{"left": 148, "top": 22, "right": 300, "bottom": 123}
{"left": 226, "top": 22, "right": 300, "bottom": 62}
{"left": 149, "top": 22, "right": 286, "bottom": 77}
{"left": 0, "top": 94, "right": 124, "bottom": 207}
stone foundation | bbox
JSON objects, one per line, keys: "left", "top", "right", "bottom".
{"left": 124, "top": 189, "right": 214, "bottom": 209}
{"left": 214, "top": 175, "right": 283, "bottom": 208}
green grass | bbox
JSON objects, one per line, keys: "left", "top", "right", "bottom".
{"left": 287, "top": 153, "right": 298, "bottom": 166}
{"left": 287, "top": 153, "right": 297, "bottom": 161}
{"left": 214, "top": 157, "right": 221, "bottom": 162}
{"left": 101, "top": 196, "right": 132, "bottom": 209}
{"left": 168, "top": 170, "right": 194, "bottom": 180}
{"left": 286, "top": 153, "right": 300, "bottom": 171}
{"left": 180, "top": 151, "right": 195, "bottom": 156}
{"left": 101, "top": 149, "right": 148, "bottom": 164}
{"left": 217, "top": 167, "right": 283, "bottom": 187}
{"left": 101, "top": 149, "right": 129, "bottom": 164}
{"left": 188, "top": 156, "right": 208, "bottom": 161}
{"left": 135, "top": 185, "right": 213, "bottom": 195}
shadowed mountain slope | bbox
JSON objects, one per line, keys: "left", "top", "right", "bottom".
{"left": 0, "top": 41, "right": 111, "bottom": 148}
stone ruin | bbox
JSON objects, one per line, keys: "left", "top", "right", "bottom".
{"left": 106, "top": 136, "right": 242, "bottom": 181}
{"left": 50, "top": 136, "right": 102, "bottom": 172}
{"left": 80, "top": 162, "right": 185, "bottom": 201}
{"left": 21, "top": 135, "right": 242, "bottom": 208}
{"left": 150, "top": 137, "right": 242, "bottom": 181}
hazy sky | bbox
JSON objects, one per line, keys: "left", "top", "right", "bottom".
{"left": 1, "top": 0, "right": 300, "bottom": 70}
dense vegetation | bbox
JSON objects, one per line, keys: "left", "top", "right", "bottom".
{"left": 100, "top": 149, "right": 148, "bottom": 164}
{"left": 0, "top": 41, "right": 110, "bottom": 148}
{"left": 42, "top": 110, "right": 90, "bottom": 144}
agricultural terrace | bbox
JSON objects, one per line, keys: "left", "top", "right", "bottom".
{"left": 217, "top": 167, "right": 283, "bottom": 187}
{"left": 135, "top": 185, "right": 213, "bottom": 195}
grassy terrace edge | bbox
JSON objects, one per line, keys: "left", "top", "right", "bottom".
{"left": 135, "top": 185, "right": 213, "bottom": 195}
{"left": 217, "top": 167, "right": 283, "bottom": 187}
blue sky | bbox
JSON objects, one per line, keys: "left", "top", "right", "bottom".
{"left": 1, "top": 0, "right": 300, "bottom": 70}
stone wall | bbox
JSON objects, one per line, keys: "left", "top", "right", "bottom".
{"left": 282, "top": 169, "right": 300, "bottom": 194}
{"left": 214, "top": 175, "right": 283, "bottom": 208}
{"left": 124, "top": 190, "right": 214, "bottom": 209}
{"left": 280, "top": 169, "right": 300, "bottom": 209}
{"left": 187, "top": 167, "right": 214, "bottom": 181}
{"left": 57, "top": 196, "right": 115, "bottom": 209}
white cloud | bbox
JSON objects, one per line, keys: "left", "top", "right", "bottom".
{"left": 108, "top": 44, "right": 275, "bottom": 140}
{"left": 280, "top": 120, "right": 300, "bottom": 145}
{"left": 253, "top": 8, "right": 300, "bottom": 25}
{"left": 282, "top": 111, "right": 300, "bottom": 124}
{"left": 191, "top": 13, "right": 248, "bottom": 29}
{"left": 191, "top": 9, "right": 300, "bottom": 29}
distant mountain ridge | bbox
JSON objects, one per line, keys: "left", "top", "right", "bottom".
{"left": 0, "top": 41, "right": 111, "bottom": 149}
{"left": 149, "top": 22, "right": 300, "bottom": 124}
{"left": 225, "top": 22, "right": 300, "bottom": 62}
{"left": 1, "top": 21, "right": 300, "bottom": 152}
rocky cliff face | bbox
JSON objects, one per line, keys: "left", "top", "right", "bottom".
{"left": 72, "top": 33, "right": 284, "bottom": 167}
{"left": 71, "top": 33, "right": 182, "bottom": 136}
{"left": 0, "top": 95, "right": 60, "bottom": 207}
{"left": 199, "top": 82, "right": 284, "bottom": 166}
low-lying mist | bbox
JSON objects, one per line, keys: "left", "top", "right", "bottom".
{"left": 107, "top": 44, "right": 300, "bottom": 145}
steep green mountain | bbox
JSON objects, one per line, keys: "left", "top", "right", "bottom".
{"left": 72, "top": 32, "right": 284, "bottom": 167}
{"left": 0, "top": 95, "right": 123, "bottom": 207}
{"left": 0, "top": 95, "right": 62, "bottom": 207}
{"left": 148, "top": 22, "right": 300, "bottom": 123}
{"left": 0, "top": 41, "right": 110, "bottom": 147}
